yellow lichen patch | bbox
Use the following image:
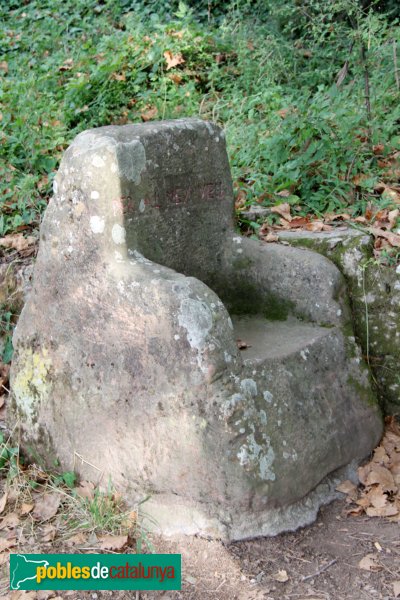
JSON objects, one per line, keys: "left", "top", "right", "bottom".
{"left": 13, "top": 347, "right": 52, "bottom": 429}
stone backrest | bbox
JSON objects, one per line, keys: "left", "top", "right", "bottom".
{"left": 55, "top": 119, "right": 234, "bottom": 284}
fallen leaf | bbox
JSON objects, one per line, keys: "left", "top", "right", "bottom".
{"left": 263, "top": 232, "right": 279, "bottom": 242}
{"left": 365, "top": 465, "right": 397, "bottom": 492}
{"left": 382, "top": 186, "right": 400, "bottom": 203}
{"left": 235, "top": 189, "right": 247, "bottom": 210}
{"left": 373, "top": 143, "right": 385, "bottom": 155}
{"left": 366, "top": 504, "right": 398, "bottom": 517}
{"left": 74, "top": 480, "right": 95, "bottom": 500}
{"left": 272, "top": 569, "right": 289, "bottom": 582}
{"left": 346, "top": 505, "right": 364, "bottom": 516}
{"left": 41, "top": 524, "right": 56, "bottom": 542}
{"left": 366, "top": 485, "right": 388, "bottom": 509}
{"left": 393, "top": 581, "right": 400, "bottom": 597}
{"left": 336, "top": 480, "right": 358, "bottom": 497}
{"left": 353, "top": 173, "right": 370, "bottom": 186}
{"left": 288, "top": 216, "right": 309, "bottom": 228}
{"left": 37, "top": 175, "right": 48, "bottom": 191}
{"left": 112, "top": 72, "right": 126, "bottom": 81}
{"left": 163, "top": 50, "right": 185, "bottom": 70}
{"left": 59, "top": 58, "right": 74, "bottom": 71}
{"left": 325, "top": 213, "right": 351, "bottom": 222}
{"left": 0, "top": 61, "right": 8, "bottom": 73}
{"left": 0, "top": 512, "right": 20, "bottom": 530}
{"left": 388, "top": 209, "right": 399, "bottom": 229}
{"left": 99, "top": 534, "right": 128, "bottom": 551}
{"left": 37, "top": 591, "right": 57, "bottom": 600}
{"left": 0, "top": 493, "right": 8, "bottom": 514}
{"left": 20, "top": 503, "right": 34, "bottom": 516}
{"left": 0, "top": 234, "right": 36, "bottom": 252}
{"left": 169, "top": 73, "right": 182, "bottom": 84}
{"left": 32, "top": 494, "right": 61, "bottom": 522}
{"left": 355, "top": 496, "right": 371, "bottom": 508}
{"left": 358, "top": 463, "right": 372, "bottom": 486}
{"left": 373, "top": 445, "right": 390, "bottom": 464}
{"left": 121, "top": 510, "right": 137, "bottom": 529}
{"left": 66, "top": 532, "right": 87, "bottom": 546}
{"left": 369, "top": 226, "right": 400, "bottom": 247}
{"left": 271, "top": 203, "right": 291, "bottom": 221}
{"left": 11, "top": 592, "right": 38, "bottom": 599}
{"left": 358, "top": 553, "right": 382, "bottom": 571}
{"left": 170, "top": 30, "right": 184, "bottom": 39}
{"left": 0, "top": 536, "right": 16, "bottom": 551}
{"left": 237, "top": 339, "right": 251, "bottom": 350}
{"left": 305, "top": 220, "right": 324, "bottom": 232}
{"left": 140, "top": 106, "right": 158, "bottom": 122}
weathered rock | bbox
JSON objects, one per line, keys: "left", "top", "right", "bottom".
{"left": 239, "top": 205, "right": 271, "bottom": 221}
{"left": 279, "top": 229, "right": 400, "bottom": 415}
{"left": 10, "top": 119, "right": 382, "bottom": 540}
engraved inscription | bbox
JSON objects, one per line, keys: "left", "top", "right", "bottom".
{"left": 111, "top": 181, "right": 224, "bottom": 215}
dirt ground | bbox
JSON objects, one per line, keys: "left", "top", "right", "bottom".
{"left": 0, "top": 497, "right": 399, "bottom": 600}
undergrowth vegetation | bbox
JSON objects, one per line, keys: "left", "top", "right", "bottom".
{"left": 0, "top": 430, "right": 153, "bottom": 552}
{"left": 1, "top": 0, "right": 399, "bottom": 236}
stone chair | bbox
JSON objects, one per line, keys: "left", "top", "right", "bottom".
{"left": 10, "top": 119, "right": 382, "bottom": 540}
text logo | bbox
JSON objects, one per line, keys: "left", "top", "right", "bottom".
{"left": 10, "top": 554, "right": 181, "bottom": 591}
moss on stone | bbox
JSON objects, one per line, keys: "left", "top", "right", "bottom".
{"left": 347, "top": 373, "right": 379, "bottom": 408}
{"left": 263, "top": 293, "right": 293, "bottom": 321}
{"left": 232, "top": 256, "right": 254, "bottom": 271}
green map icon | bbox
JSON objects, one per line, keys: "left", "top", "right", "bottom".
{"left": 10, "top": 555, "right": 49, "bottom": 590}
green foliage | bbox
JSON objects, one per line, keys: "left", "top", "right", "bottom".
{"left": 0, "top": 0, "right": 399, "bottom": 235}
{"left": 0, "top": 432, "right": 19, "bottom": 480}
{"left": 0, "top": 310, "right": 14, "bottom": 363}
{"left": 52, "top": 470, "right": 77, "bottom": 489}
{"left": 76, "top": 486, "right": 122, "bottom": 533}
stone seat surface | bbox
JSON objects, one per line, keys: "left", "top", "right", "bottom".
{"left": 232, "top": 315, "right": 331, "bottom": 362}
{"left": 9, "top": 118, "right": 382, "bottom": 541}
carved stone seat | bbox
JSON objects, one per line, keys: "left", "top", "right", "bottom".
{"left": 10, "top": 119, "right": 382, "bottom": 540}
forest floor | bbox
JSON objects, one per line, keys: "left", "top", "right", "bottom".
{"left": 0, "top": 497, "right": 399, "bottom": 600}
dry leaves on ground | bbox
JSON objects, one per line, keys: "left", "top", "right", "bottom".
{"left": 272, "top": 569, "right": 289, "bottom": 582}
{"left": 32, "top": 493, "right": 61, "bottom": 522}
{"left": 140, "top": 106, "right": 158, "bottom": 122}
{"left": 257, "top": 201, "right": 335, "bottom": 243}
{"left": 336, "top": 417, "right": 400, "bottom": 521}
{"left": 98, "top": 534, "right": 128, "bottom": 551}
{"left": 0, "top": 234, "right": 37, "bottom": 256}
{"left": 358, "top": 553, "right": 383, "bottom": 572}
{"left": 163, "top": 50, "right": 185, "bottom": 70}
{"left": 237, "top": 339, "right": 251, "bottom": 350}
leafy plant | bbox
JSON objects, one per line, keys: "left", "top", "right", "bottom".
{"left": 0, "top": 432, "right": 19, "bottom": 480}
{"left": 0, "top": 0, "right": 398, "bottom": 234}
{"left": 0, "top": 310, "right": 14, "bottom": 364}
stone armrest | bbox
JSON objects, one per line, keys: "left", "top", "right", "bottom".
{"left": 221, "top": 237, "right": 349, "bottom": 326}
